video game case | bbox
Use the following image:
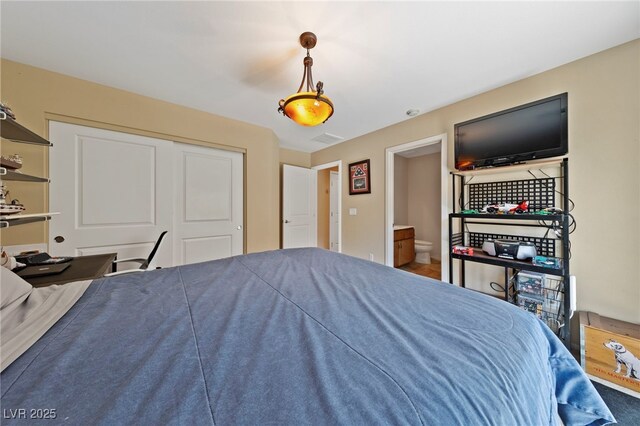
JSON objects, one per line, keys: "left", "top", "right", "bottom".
{"left": 516, "top": 271, "right": 544, "bottom": 297}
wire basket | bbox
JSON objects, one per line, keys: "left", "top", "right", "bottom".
{"left": 515, "top": 272, "right": 564, "bottom": 334}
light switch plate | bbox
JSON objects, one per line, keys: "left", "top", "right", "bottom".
{"left": 349, "top": 208, "right": 357, "bottom": 216}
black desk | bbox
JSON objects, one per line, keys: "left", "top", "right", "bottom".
{"left": 24, "top": 253, "right": 117, "bottom": 287}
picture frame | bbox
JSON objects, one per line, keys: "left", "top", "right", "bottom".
{"left": 348, "top": 159, "right": 371, "bottom": 195}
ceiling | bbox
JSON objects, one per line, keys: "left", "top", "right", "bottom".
{"left": 1, "top": 2, "right": 638, "bottom": 153}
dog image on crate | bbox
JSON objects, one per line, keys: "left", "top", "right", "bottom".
{"left": 603, "top": 339, "right": 640, "bottom": 380}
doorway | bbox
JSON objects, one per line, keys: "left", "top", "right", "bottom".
{"left": 282, "top": 164, "right": 317, "bottom": 248}
{"left": 281, "top": 161, "right": 342, "bottom": 251}
{"left": 313, "top": 161, "right": 342, "bottom": 253}
{"left": 385, "top": 134, "right": 449, "bottom": 281}
{"left": 315, "top": 167, "right": 340, "bottom": 252}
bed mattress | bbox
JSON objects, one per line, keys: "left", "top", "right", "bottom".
{"left": 1, "top": 248, "right": 613, "bottom": 425}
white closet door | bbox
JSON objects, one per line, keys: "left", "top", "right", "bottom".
{"left": 173, "top": 142, "right": 243, "bottom": 265}
{"left": 282, "top": 164, "right": 317, "bottom": 248}
{"left": 48, "top": 122, "right": 173, "bottom": 267}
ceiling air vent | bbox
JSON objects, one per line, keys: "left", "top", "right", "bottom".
{"left": 311, "top": 133, "right": 344, "bottom": 145}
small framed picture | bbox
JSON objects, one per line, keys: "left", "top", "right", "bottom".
{"left": 348, "top": 159, "right": 371, "bottom": 195}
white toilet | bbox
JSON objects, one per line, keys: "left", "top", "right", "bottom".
{"left": 414, "top": 240, "right": 433, "bottom": 264}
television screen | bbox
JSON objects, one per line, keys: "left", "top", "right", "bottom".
{"left": 455, "top": 93, "right": 568, "bottom": 170}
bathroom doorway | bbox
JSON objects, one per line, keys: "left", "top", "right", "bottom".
{"left": 385, "top": 134, "right": 449, "bottom": 281}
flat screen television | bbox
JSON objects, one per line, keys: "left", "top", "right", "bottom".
{"left": 454, "top": 93, "right": 568, "bottom": 170}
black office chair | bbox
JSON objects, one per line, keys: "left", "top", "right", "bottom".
{"left": 105, "top": 231, "right": 168, "bottom": 277}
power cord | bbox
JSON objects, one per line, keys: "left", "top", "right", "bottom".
{"left": 490, "top": 281, "right": 508, "bottom": 293}
{"left": 458, "top": 175, "right": 475, "bottom": 211}
{"left": 489, "top": 271, "right": 519, "bottom": 302}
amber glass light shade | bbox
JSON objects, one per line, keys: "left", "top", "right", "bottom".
{"left": 280, "top": 92, "right": 334, "bottom": 127}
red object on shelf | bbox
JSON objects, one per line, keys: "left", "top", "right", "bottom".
{"left": 452, "top": 246, "right": 474, "bottom": 255}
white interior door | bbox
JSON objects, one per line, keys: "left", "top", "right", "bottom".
{"left": 174, "top": 143, "right": 243, "bottom": 265}
{"left": 329, "top": 171, "right": 339, "bottom": 252}
{"left": 48, "top": 122, "right": 173, "bottom": 266}
{"left": 282, "top": 165, "right": 317, "bottom": 248}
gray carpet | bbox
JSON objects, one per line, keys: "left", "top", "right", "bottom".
{"left": 591, "top": 381, "right": 640, "bottom": 425}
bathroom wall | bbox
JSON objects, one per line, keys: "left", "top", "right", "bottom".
{"left": 393, "top": 155, "right": 409, "bottom": 226}
{"left": 407, "top": 153, "right": 442, "bottom": 260}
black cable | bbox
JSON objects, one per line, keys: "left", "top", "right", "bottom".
{"left": 458, "top": 176, "right": 474, "bottom": 210}
{"left": 490, "top": 270, "right": 519, "bottom": 298}
{"left": 537, "top": 169, "right": 575, "bottom": 212}
{"left": 490, "top": 281, "right": 505, "bottom": 292}
{"left": 568, "top": 213, "right": 576, "bottom": 234}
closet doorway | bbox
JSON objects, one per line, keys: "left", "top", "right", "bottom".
{"left": 48, "top": 122, "right": 244, "bottom": 267}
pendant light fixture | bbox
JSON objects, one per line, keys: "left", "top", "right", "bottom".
{"left": 278, "top": 32, "right": 334, "bottom": 126}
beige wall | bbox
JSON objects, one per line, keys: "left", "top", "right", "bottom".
{"left": 312, "top": 40, "right": 640, "bottom": 323}
{"left": 393, "top": 155, "right": 409, "bottom": 225}
{"left": 279, "top": 148, "right": 311, "bottom": 168}
{"left": 407, "top": 153, "right": 441, "bottom": 260}
{"left": 0, "top": 59, "right": 281, "bottom": 254}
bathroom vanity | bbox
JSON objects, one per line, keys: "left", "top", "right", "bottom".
{"left": 393, "top": 226, "right": 415, "bottom": 267}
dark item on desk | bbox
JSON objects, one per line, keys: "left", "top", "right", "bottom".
{"left": 17, "top": 263, "right": 70, "bottom": 278}
{"left": 15, "top": 252, "right": 73, "bottom": 265}
{"left": 22, "top": 253, "right": 117, "bottom": 287}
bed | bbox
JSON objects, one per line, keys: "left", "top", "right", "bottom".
{"left": 1, "top": 248, "right": 614, "bottom": 425}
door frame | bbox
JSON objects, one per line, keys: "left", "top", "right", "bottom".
{"left": 312, "top": 160, "right": 342, "bottom": 253}
{"left": 329, "top": 170, "right": 339, "bottom": 252}
{"left": 384, "top": 134, "right": 449, "bottom": 280}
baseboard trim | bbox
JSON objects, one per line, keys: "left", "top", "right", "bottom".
{"left": 589, "top": 374, "right": 640, "bottom": 399}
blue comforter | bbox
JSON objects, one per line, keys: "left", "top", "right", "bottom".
{"left": 1, "top": 249, "right": 614, "bottom": 425}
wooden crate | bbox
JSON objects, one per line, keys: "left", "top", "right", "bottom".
{"left": 580, "top": 311, "right": 640, "bottom": 396}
